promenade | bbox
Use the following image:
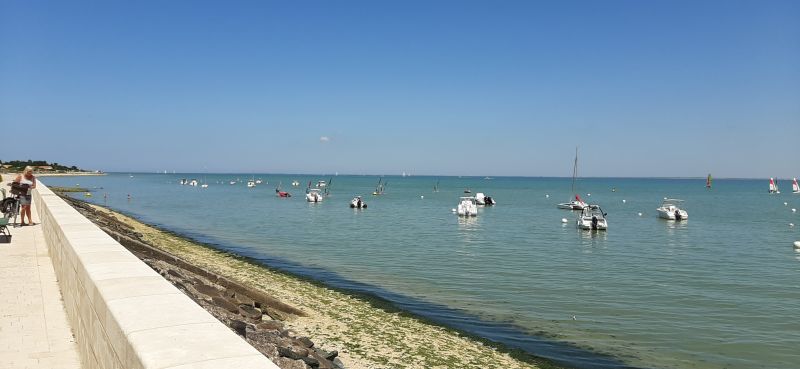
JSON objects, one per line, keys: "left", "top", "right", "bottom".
{"left": 0, "top": 183, "right": 81, "bottom": 369}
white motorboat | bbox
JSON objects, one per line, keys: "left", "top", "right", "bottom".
{"left": 291, "top": 180, "right": 300, "bottom": 187}
{"left": 306, "top": 188, "right": 324, "bottom": 203}
{"left": 457, "top": 197, "right": 478, "bottom": 217}
{"left": 255, "top": 179, "right": 263, "bottom": 184}
{"left": 576, "top": 205, "right": 607, "bottom": 230}
{"left": 792, "top": 178, "right": 799, "bottom": 194}
{"left": 179, "top": 178, "right": 188, "bottom": 185}
{"left": 474, "top": 192, "right": 496, "bottom": 206}
{"left": 349, "top": 196, "right": 367, "bottom": 209}
{"left": 317, "top": 180, "right": 327, "bottom": 188}
{"left": 656, "top": 199, "right": 688, "bottom": 220}
{"left": 229, "top": 180, "right": 237, "bottom": 185}
{"left": 189, "top": 179, "right": 198, "bottom": 187}
{"left": 558, "top": 147, "right": 588, "bottom": 210}
{"left": 247, "top": 180, "right": 256, "bottom": 188}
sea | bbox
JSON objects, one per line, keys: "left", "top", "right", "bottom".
{"left": 41, "top": 173, "right": 800, "bottom": 369}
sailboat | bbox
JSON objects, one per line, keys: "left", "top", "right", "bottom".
{"left": 323, "top": 177, "right": 333, "bottom": 197}
{"left": 792, "top": 178, "right": 799, "bottom": 194}
{"left": 372, "top": 178, "right": 386, "bottom": 196}
{"left": 706, "top": 174, "right": 712, "bottom": 189}
{"left": 769, "top": 178, "right": 779, "bottom": 194}
{"left": 557, "top": 147, "right": 588, "bottom": 210}
{"left": 275, "top": 182, "right": 291, "bottom": 197}
{"left": 433, "top": 180, "right": 440, "bottom": 193}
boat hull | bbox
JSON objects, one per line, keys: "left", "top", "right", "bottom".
{"left": 577, "top": 218, "right": 607, "bottom": 230}
{"left": 656, "top": 208, "right": 688, "bottom": 220}
{"left": 558, "top": 201, "right": 587, "bottom": 210}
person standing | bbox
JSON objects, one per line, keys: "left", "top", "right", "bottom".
{"left": 14, "top": 166, "right": 37, "bottom": 226}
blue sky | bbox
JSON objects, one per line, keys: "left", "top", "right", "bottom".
{"left": 1, "top": 0, "right": 798, "bottom": 177}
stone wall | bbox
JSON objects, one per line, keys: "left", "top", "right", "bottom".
{"left": 34, "top": 183, "right": 279, "bottom": 369}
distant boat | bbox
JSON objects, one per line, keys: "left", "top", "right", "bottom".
{"left": 255, "top": 178, "right": 263, "bottom": 184}
{"left": 229, "top": 180, "right": 237, "bottom": 185}
{"left": 247, "top": 178, "right": 256, "bottom": 188}
{"left": 706, "top": 174, "right": 712, "bottom": 189}
{"left": 769, "top": 177, "right": 779, "bottom": 194}
{"left": 350, "top": 196, "right": 367, "bottom": 209}
{"left": 463, "top": 189, "right": 471, "bottom": 194}
{"left": 291, "top": 180, "right": 300, "bottom": 187}
{"left": 792, "top": 178, "right": 799, "bottom": 194}
{"left": 275, "top": 182, "right": 291, "bottom": 197}
{"left": 657, "top": 199, "right": 688, "bottom": 220}
{"left": 433, "top": 180, "right": 440, "bottom": 193}
{"left": 475, "top": 192, "right": 496, "bottom": 206}
{"left": 557, "top": 147, "right": 588, "bottom": 210}
{"left": 372, "top": 178, "right": 386, "bottom": 196}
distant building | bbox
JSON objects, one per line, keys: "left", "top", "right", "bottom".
{"left": 37, "top": 166, "right": 54, "bottom": 171}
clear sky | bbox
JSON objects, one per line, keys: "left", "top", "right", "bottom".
{"left": 1, "top": 0, "right": 798, "bottom": 177}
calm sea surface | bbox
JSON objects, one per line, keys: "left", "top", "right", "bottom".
{"left": 42, "top": 174, "right": 800, "bottom": 369}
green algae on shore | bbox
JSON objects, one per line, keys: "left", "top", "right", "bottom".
{"left": 82, "top": 202, "right": 563, "bottom": 369}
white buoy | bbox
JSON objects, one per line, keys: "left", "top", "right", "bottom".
{"left": 561, "top": 218, "right": 568, "bottom": 223}
{"left": 587, "top": 193, "right": 591, "bottom": 197}
{"left": 791, "top": 223, "right": 795, "bottom": 227}
{"left": 638, "top": 212, "right": 643, "bottom": 216}
{"left": 664, "top": 197, "right": 668, "bottom": 200}
{"left": 622, "top": 199, "right": 626, "bottom": 203}
{"left": 784, "top": 202, "right": 788, "bottom": 206}
{"left": 546, "top": 194, "right": 549, "bottom": 198}
{"left": 792, "top": 208, "right": 797, "bottom": 213}
{"left": 794, "top": 241, "right": 800, "bottom": 249}
{"left": 451, "top": 209, "right": 457, "bottom": 213}
{"left": 420, "top": 195, "right": 424, "bottom": 199}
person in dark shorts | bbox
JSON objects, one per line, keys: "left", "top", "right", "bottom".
{"left": 14, "top": 166, "right": 37, "bottom": 226}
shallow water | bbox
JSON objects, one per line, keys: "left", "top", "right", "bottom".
{"left": 42, "top": 174, "right": 800, "bottom": 369}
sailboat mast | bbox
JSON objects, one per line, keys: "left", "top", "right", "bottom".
{"left": 571, "top": 147, "right": 578, "bottom": 194}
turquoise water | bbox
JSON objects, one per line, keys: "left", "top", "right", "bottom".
{"left": 42, "top": 174, "right": 800, "bottom": 369}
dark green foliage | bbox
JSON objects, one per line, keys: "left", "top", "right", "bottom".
{"left": 0, "top": 159, "right": 87, "bottom": 172}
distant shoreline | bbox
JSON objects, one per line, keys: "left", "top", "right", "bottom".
{"left": 35, "top": 172, "right": 107, "bottom": 177}
{"left": 102, "top": 171, "right": 777, "bottom": 181}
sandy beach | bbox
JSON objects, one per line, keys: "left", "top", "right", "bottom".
{"left": 60, "top": 195, "right": 560, "bottom": 369}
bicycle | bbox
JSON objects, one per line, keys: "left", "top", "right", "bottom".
{"left": 2, "top": 186, "right": 21, "bottom": 226}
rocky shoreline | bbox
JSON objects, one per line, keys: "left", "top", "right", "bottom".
{"left": 59, "top": 194, "right": 561, "bottom": 369}
{"left": 62, "top": 196, "right": 342, "bottom": 369}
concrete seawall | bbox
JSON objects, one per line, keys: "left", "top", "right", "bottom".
{"left": 33, "top": 183, "right": 279, "bottom": 369}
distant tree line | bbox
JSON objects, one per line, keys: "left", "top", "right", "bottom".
{"left": 0, "top": 159, "right": 86, "bottom": 173}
